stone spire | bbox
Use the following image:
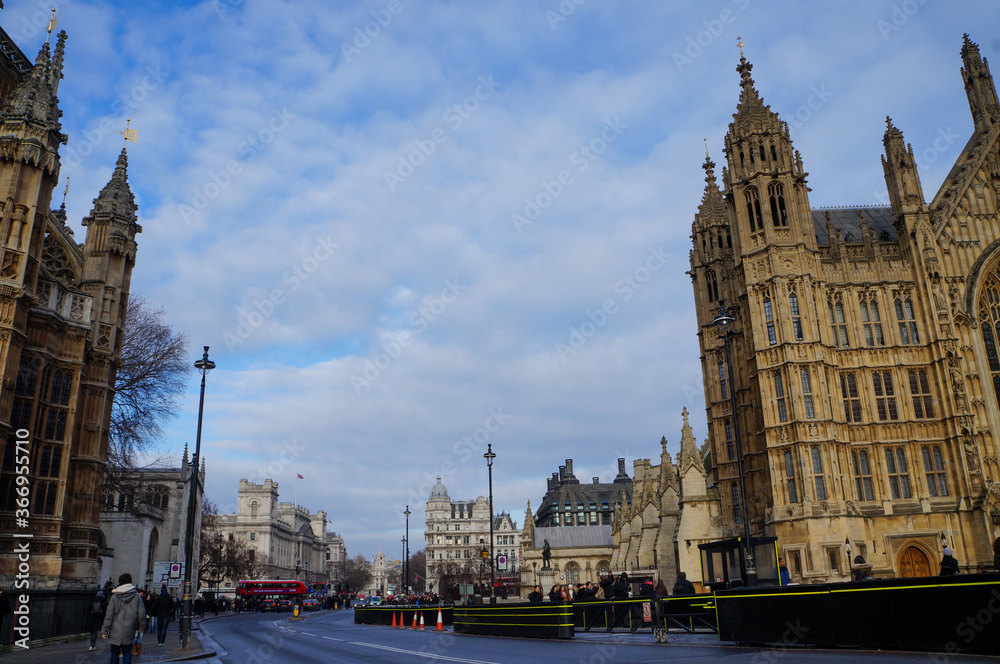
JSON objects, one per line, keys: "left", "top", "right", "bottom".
{"left": 182, "top": 443, "right": 189, "bottom": 466}
{"left": 0, "top": 39, "right": 65, "bottom": 174}
{"left": 731, "top": 55, "right": 782, "bottom": 134}
{"left": 961, "top": 34, "right": 998, "bottom": 132}
{"left": 49, "top": 30, "right": 67, "bottom": 96}
{"left": 678, "top": 407, "right": 702, "bottom": 474}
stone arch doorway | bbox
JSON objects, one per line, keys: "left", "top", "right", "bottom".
{"left": 898, "top": 545, "right": 932, "bottom": 578}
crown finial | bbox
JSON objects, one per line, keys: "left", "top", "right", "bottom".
{"left": 120, "top": 118, "right": 139, "bottom": 148}
{"left": 737, "top": 35, "right": 745, "bottom": 57}
{"left": 45, "top": 8, "right": 59, "bottom": 44}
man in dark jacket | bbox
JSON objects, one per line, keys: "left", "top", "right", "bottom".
{"left": 101, "top": 573, "right": 146, "bottom": 663}
{"left": 599, "top": 574, "right": 614, "bottom": 599}
{"left": 940, "top": 547, "right": 960, "bottom": 576}
{"left": 526, "top": 585, "right": 543, "bottom": 604}
{"left": 155, "top": 586, "right": 173, "bottom": 646}
{"left": 85, "top": 590, "right": 106, "bottom": 651}
{"left": 611, "top": 573, "right": 631, "bottom": 599}
{"left": 672, "top": 572, "right": 696, "bottom": 596}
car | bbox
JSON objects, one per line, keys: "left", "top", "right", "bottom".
{"left": 301, "top": 598, "right": 320, "bottom": 611}
{"left": 365, "top": 596, "right": 382, "bottom": 606}
{"left": 259, "top": 598, "right": 276, "bottom": 612}
{"left": 277, "top": 598, "right": 294, "bottom": 612}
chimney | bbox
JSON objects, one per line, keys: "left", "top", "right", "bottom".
{"left": 559, "top": 465, "right": 566, "bottom": 481}
{"left": 618, "top": 458, "right": 626, "bottom": 475}
{"left": 593, "top": 477, "right": 600, "bottom": 484}
{"left": 565, "top": 459, "right": 574, "bottom": 477}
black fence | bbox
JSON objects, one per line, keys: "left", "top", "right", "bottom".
{"left": 353, "top": 604, "right": 453, "bottom": 627}
{"left": 571, "top": 595, "right": 717, "bottom": 633}
{"left": 1, "top": 591, "right": 94, "bottom": 648}
{"left": 453, "top": 602, "right": 574, "bottom": 639}
{"left": 715, "top": 573, "right": 1000, "bottom": 656}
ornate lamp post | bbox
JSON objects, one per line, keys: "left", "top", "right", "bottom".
{"left": 711, "top": 307, "right": 756, "bottom": 586}
{"left": 181, "top": 347, "right": 215, "bottom": 649}
{"left": 484, "top": 444, "right": 496, "bottom": 603}
{"left": 401, "top": 536, "right": 406, "bottom": 595}
{"left": 404, "top": 505, "right": 411, "bottom": 595}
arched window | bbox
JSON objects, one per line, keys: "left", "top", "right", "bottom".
{"left": 706, "top": 271, "right": 718, "bottom": 303}
{"left": 978, "top": 265, "right": 1000, "bottom": 402}
{"left": 770, "top": 143, "right": 777, "bottom": 161}
{"left": 745, "top": 187, "right": 764, "bottom": 232}
{"left": 250, "top": 501, "right": 259, "bottom": 517}
{"left": 789, "top": 292, "right": 803, "bottom": 341}
{"left": 768, "top": 182, "right": 788, "bottom": 226}
{"left": 565, "top": 562, "right": 581, "bottom": 584}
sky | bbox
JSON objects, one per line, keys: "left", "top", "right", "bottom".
{"left": 3, "top": 0, "right": 998, "bottom": 560}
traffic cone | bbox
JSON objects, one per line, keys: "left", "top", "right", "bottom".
{"left": 412, "top": 612, "right": 418, "bottom": 629}
{"left": 419, "top": 613, "right": 426, "bottom": 629}
{"left": 436, "top": 607, "right": 444, "bottom": 631}
{"left": 391, "top": 612, "right": 397, "bottom": 628}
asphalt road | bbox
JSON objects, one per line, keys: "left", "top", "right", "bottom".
{"left": 199, "top": 608, "right": 1000, "bottom": 664}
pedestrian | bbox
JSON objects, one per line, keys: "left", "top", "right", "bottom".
{"left": 85, "top": 589, "right": 107, "bottom": 651}
{"left": 599, "top": 573, "right": 614, "bottom": 599}
{"left": 671, "top": 572, "right": 695, "bottom": 596}
{"left": 611, "top": 573, "right": 631, "bottom": 599}
{"left": 146, "top": 588, "right": 157, "bottom": 635}
{"left": 639, "top": 577, "right": 657, "bottom": 597}
{"left": 527, "top": 585, "right": 543, "bottom": 604}
{"left": 994, "top": 536, "right": 1000, "bottom": 572}
{"left": 155, "top": 585, "right": 173, "bottom": 646}
{"left": 940, "top": 547, "right": 960, "bottom": 576}
{"left": 778, "top": 558, "right": 791, "bottom": 585}
{"left": 101, "top": 573, "right": 146, "bottom": 664}
{"left": 548, "top": 585, "right": 562, "bottom": 603}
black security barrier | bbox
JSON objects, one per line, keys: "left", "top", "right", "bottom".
{"left": 353, "top": 604, "right": 453, "bottom": 627}
{"left": 572, "top": 595, "right": 717, "bottom": 634}
{"left": 453, "top": 602, "right": 574, "bottom": 639}
{"left": 715, "top": 573, "right": 1000, "bottom": 656}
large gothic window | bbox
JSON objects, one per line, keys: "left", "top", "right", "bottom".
{"left": 978, "top": 266, "right": 1000, "bottom": 402}
{"left": 768, "top": 182, "right": 788, "bottom": 226}
{"left": 745, "top": 187, "right": 764, "bottom": 233}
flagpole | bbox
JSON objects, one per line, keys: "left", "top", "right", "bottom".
{"left": 294, "top": 474, "right": 298, "bottom": 509}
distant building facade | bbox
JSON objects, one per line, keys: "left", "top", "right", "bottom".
{"left": 98, "top": 451, "right": 204, "bottom": 593}
{"left": 325, "top": 531, "right": 347, "bottom": 587}
{"left": 214, "top": 479, "right": 329, "bottom": 585}
{"left": 689, "top": 36, "right": 1000, "bottom": 581}
{"left": 533, "top": 459, "right": 632, "bottom": 528}
{"left": 423, "top": 477, "right": 520, "bottom": 595}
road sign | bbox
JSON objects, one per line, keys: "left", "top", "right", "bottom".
{"left": 497, "top": 554, "right": 507, "bottom": 571}
{"left": 642, "top": 602, "right": 652, "bottom": 622}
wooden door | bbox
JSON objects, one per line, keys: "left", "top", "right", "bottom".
{"left": 898, "top": 546, "right": 931, "bottom": 578}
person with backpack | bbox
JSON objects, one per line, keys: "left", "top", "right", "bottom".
{"left": 154, "top": 585, "right": 173, "bottom": 646}
{"left": 86, "top": 589, "right": 107, "bottom": 651}
{"left": 101, "top": 573, "right": 146, "bottom": 663}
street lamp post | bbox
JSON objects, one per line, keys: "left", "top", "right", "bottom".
{"left": 712, "top": 306, "right": 756, "bottom": 587}
{"left": 404, "top": 505, "right": 411, "bottom": 595}
{"left": 484, "top": 444, "right": 496, "bottom": 604}
{"left": 401, "top": 536, "right": 406, "bottom": 596}
{"left": 181, "top": 347, "right": 215, "bottom": 649}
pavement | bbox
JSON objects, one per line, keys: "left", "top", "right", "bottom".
{"left": 1, "top": 615, "right": 218, "bottom": 664}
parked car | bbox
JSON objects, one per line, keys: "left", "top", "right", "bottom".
{"left": 259, "top": 599, "right": 276, "bottom": 612}
{"left": 302, "top": 598, "right": 320, "bottom": 611}
{"left": 277, "top": 598, "right": 294, "bottom": 612}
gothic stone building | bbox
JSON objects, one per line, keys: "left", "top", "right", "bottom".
{"left": 0, "top": 27, "right": 142, "bottom": 589}
{"left": 690, "top": 36, "right": 1000, "bottom": 582}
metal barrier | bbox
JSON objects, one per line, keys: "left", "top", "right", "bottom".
{"left": 0, "top": 591, "right": 93, "bottom": 648}
{"left": 353, "top": 604, "right": 453, "bottom": 627}
{"left": 453, "top": 602, "right": 573, "bottom": 639}
{"left": 573, "top": 595, "right": 717, "bottom": 634}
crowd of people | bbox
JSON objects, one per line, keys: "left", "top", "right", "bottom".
{"left": 524, "top": 571, "right": 694, "bottom": 604}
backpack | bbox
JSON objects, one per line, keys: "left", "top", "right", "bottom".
{"left": 91, "top": 600, "right": 103, "bottom": 617}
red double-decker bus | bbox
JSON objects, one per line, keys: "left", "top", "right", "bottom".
{"left": 236, "top": 580, "right": 307, "bottom": 597}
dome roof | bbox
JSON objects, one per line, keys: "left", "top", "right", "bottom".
{"left": 429, "top": 477, "right": 448, "bottom": 499}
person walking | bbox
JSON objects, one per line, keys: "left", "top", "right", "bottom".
{"left": 671, "top": 572, "right": 695, "bottom": 596}
{"left": 154, "top": 585, "right": 172, "bottom": 646}
{"left": 939, "top": 547, "right": 960, "bottom": 576}
{"left": 101, "top": 573, "right": 146, "bottom": 664}
{"left": 85, "top": 589, "right": 107, "bottom": 651}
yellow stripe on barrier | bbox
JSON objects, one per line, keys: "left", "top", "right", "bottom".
{"left": 454, "top": 621, "right": 574, "bottom": 627}
{"left": 453, "top": 612, "right": 573, "bottom": 618}
{"left": 831, "top": 580, "right": 1000, "bottom": 593}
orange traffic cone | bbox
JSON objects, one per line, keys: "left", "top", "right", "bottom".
{"left": 436, "top": 607, "right": 444, "bottom": 631}
{"left": 397, "top": 612, "right": 403, "bottom": 628}
{"left": 411, "top": 612, "right": 417, "bottom": 628}
{"left": 419, "top": 613, "right": 426, "bottom": 629}
{"left": 391, "top": 612, "right": 397, "bottom": 628}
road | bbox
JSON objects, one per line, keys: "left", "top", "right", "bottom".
{"left": 200, "top": 608, "right": 999, "bottom": 663}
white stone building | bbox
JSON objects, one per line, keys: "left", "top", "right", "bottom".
{"left": 214, "top": 479, "right": 329, "bottom": 586}
{"left": 326, "top": 531, "right": 347, "bottom": 587}
{"left": 424, "top": 478, "right": 520, "bottom": 595}
{"left": 99, "top": 449, "right": 204, "bottom": 593}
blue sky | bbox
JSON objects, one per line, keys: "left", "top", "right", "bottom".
{"left": 5, "top": 0, "right": 998, "bottom": 560}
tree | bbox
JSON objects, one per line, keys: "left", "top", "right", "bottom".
{"left": 342, "top": 554, "right": 372, "bottom": 595}
{"left": 198, "top": 499, "right": 264, "bottom": 589}
{"left": 409, "top": 551, "right": 426, "bottom": 592}
{"left": 109, "top": 294, "right": 189, "bottom": 472}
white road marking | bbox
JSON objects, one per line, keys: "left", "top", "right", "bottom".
{"left": 322, "top": 636, "right": 344, "bottom": 642}
{"left": 302, "top": 632, "right": 318, "bottom": 637}
{"left": 349, "top": 641, "right": 500, "bottom": 664}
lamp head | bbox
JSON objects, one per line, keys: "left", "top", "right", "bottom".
{"left": 711, "top": 306, "right": 735, "bottom": 335}
{"left": 194, "top": 346, "right": 216, "bottom": 373}
{"left": 484, "top": 443, "right": 496, "bottom": 464}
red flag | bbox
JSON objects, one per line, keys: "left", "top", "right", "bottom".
{"left": 297, "top": 473, "right": 304, "bottom": 479}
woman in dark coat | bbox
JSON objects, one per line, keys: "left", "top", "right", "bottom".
{"left": 85, "top": 590, "right": 107, "bottom": 651}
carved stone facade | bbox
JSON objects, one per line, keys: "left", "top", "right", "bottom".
{"left": 0, "top": 26, "right": 142, "bottom": 589}
{"left": 689, "top": 36, "right": 1000, "bottom": 582}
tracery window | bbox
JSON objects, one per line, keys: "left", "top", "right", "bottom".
{"left": 789, "top": 291, "right": 803, "bottom": 341}
{"left": 978, "top": 266, "right": 1000, "bottom": 402}
{"left": 895, "top": 296, "right": 919, "bottom": 345}
{"left": 768, "top": 182, "right": 788, "bottom": 227}
{"left": 828, "top": 297, "right": 849, "bottom": 348}
{"left": 764, "top": 297, "right": 776, "bottom": 345}
{"left": 859, "top": 294, "right": 885, "bottom": 346}
{"left": 745, "top": 187, "right": 764, "bottom": 232}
